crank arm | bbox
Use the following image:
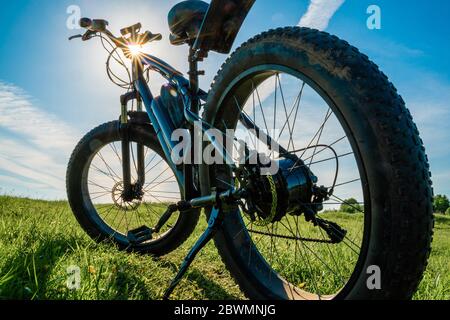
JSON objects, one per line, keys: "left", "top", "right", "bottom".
{"left": 152, "top": 187, "right": 244, "bottom": 234}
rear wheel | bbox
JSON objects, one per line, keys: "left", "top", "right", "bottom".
{"left": 200, "top": 27, "right": 434, "bottom": 299}
{"left": 67, "top": 121, "right": 199, "bottom": 255}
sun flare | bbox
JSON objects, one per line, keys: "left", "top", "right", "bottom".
{"left": 127, "top": 44, "right": 143, "bottom": 56}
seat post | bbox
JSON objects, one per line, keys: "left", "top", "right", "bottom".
{"left": 188, "top": 46, "right": 200, "bottom": 114}
{"left": 184, "top": 46, "right": 204, "bottom": 200}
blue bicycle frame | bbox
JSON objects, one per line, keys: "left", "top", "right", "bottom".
{"left": 126, "top": 51, "right": 289, "bottom": 201}
{"left": 124, "top": 51, "right": 233, "bottom": 199}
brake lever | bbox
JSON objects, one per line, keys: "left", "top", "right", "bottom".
{"left": 68, "top": 30, "right": 95, "bottom": 41}
{"left": 68, "top": 34, "right": 83, "bottom": 41}
{"left": 82, "top": 30, "right": 97, "bottom": 41}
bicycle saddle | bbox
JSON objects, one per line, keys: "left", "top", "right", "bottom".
{"left": 168, "top": 0, "right": 209, "bottom": 46}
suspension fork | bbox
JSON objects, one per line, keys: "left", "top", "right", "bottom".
{"left": 119, "top": 90, "right": 146, "bottom": 198}
{"left": 135, "top": 95, "right": 146, "bottom": 186}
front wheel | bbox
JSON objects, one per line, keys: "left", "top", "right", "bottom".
{"left": 200, "top": 27, "right": 434, "bottom": 300}
{"left": 66, "top": 121, "right": 199, "bottom": 256}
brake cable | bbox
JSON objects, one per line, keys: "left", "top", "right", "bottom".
{"left": 283, "top": 143, "right": 340, "bottom": 197}
{"left": 99, "top": 35, "right": 132, "bottom": 89}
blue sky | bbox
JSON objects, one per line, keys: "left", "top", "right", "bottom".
{"left": 0, "top": 0, "right": 449, "bottom": 199}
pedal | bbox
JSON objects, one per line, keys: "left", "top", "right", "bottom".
{"left": 127, "top": 225, "right": 153, "bottom": 244}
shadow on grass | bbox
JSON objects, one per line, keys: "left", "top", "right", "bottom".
{"left": 112, "top": 268, "right": 154, "bottom": 300}
{"left": 186, "top": 268, "right": 240, "bottom": 300}
{"left": 155, "top": 258, "right": 240, "bottom": 300}
{"left": 1, "top": 234, "right": 239, "bottom": 300}
{"left": 0, "top": 235, "right": 80, "bottom": 299}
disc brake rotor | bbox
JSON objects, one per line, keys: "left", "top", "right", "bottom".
{"left": 111, "top": 181, "right": 141, "bottom": 211}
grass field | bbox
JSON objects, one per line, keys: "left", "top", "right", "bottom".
{"left": 0, "top": 195, "right": 448, "bottom": 300}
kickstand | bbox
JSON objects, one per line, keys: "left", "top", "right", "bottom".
{"left": 163, "top": 206, "right": 223, "bottom": 300}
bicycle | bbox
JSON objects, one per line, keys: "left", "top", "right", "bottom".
{"left": 67, "top": 0, "right": 434, "bottom": 300}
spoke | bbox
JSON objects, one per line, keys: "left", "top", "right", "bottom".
{"left": 142, "top": 203, "right": 159, "bottom": 226}
{"left": 265, "top": 223, "right": 277, "bottom": 282}
{"left": 252, "top": 80, "right": 270, "bottom": 135}
{"left": 87, "top": 190, "right": 111, "bottom": 196}
{"left": 300, "top": 135, "right": 347, "bottom": 163}
{"left": 299, "top": 108, "right": 333, "bottom": 161}
{"left": 321, "top": 202, "right": 364, "bottom": 205}
{"left": 145, "top": 158, "right": 164, "bottom": 176}
{"left": 332, "top": 178, "right": 361, "bottom": 188}
{"left": 331, "top": 195, "right": 365, "bottom": 214}
{"left": 232, "top": 99, "right": 258, "bottom": 151}
{"left": 282, "top": 220, "right": 343, "bottom": 283}
{"left": 287, "top": 109, "right": 334, "bottom": 175}
{"left": 280, "top": 219, "right": 322, "bottom": 299}
{"left": 147, "top": 192, "right": 173, "bottom": 204}
{"left": 216, "top": 177, "right": 235, "bottom": 189}
{"left": 144, "top": 153, "right": 158, "bottom": 172}
{"left": 115, "top": 204, "right": 128, "bottom": 233}
{"left": 317, "top": 226, "right": 345, "bottom": 283}
{"left": 123, "top": 203, "right": 130, "bottom": 233}
{"left": 88, "top": 180, "right": 111, "bottom": 193}
{"left": 307, "top": 108, "right": 332, "bottom": 167}
{"left": 276, "top": 73, "right": 296, "bottom": 151}
{"left": 110, "top": 142, "right": 122, "bottom": 163}
{"left": 97, "top": 205, "right": 116, "bottom": 223}
{"left": 91, "top": 164, "right": 119, "bottom": 183}
{"left": 143, "top": 165, "right": 171, "bottom": 188}
{"left": 273, "top": 73, "right": 278, "bottom": 137}
{"left": 96, "top": 151, "right": 121, "bottom": 181}
{"left": 289, "top": 152, "right": 354, "bottom": 171}
{"left": 288, "top": 82, "right": 306, "bottom": 151}
{"left": 144, "top": 174, "right": 176, "bottom": 192}
{"left": 252, "top": 89, "right": 257, "bottom": 149}
{"left": 150, "top": 190, "right": 181, "bottom": 194}
{"left": 284, "top": 83, "right": 305, "bottom": 151}
{"left": 233, "top": 219, "right": 253, "bottom": 240}
{"left": 89, "top": 193, "right": 110, "bottom": 202}
{"left": 309, "top": 152, "right": 353, "bottom": 167}
{"left": 147, "top": 194, "right": 180, "bottom": 201}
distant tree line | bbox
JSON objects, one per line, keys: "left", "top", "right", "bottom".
{"left": 433, "top": 195, "right": 449, "bottom": 214}
{"left": 340, "top": 198, "right": 363, "bottom": 214}
{"left": 340, "top": 195, "right": 449, "bottom": 215}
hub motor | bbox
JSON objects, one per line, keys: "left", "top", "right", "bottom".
{"left": 239, "top": 157, "right": 315, "bottom": 225}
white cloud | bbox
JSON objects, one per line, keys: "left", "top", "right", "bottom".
{"left": 0, "top": 82, "right": 76, "bottom": 151}
{"left": 250, "top": 1, "right": 345, "bottom": 108}
{"left": 0, "top": 81, "right": 79, "bottom": 198}
{"left": 298, "top": 0, "right": 345, "bottom": 30}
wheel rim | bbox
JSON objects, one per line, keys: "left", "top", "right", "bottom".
{"left": 209, "top": 65, "right": 371, "bottom": 300}
{"left": 81, "top": 137, "right": 182, "bottom": 245}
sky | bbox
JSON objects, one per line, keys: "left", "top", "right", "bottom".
{"left": 0, "top": 0, "right": 449, "bottom": 200}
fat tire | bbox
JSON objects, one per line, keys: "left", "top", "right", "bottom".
{"left": 67, "top": 121, "right": 199, "bottom": 256}
{"left": 200, "top": 27, "right": 434, "bottom": 300}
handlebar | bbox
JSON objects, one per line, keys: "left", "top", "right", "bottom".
{"left": 71, "top": 17, "right": 162, "bottom": 55}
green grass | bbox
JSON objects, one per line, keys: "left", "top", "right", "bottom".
{"left": 0, "top": 195, "right": 448, "bottom": 300}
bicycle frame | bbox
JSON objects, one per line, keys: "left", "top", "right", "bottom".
{"left": 119, "top": 48, "right": 295, "bottom": 202}
{"left": 120, "top": 49, "right": 231, "bottom": 200}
